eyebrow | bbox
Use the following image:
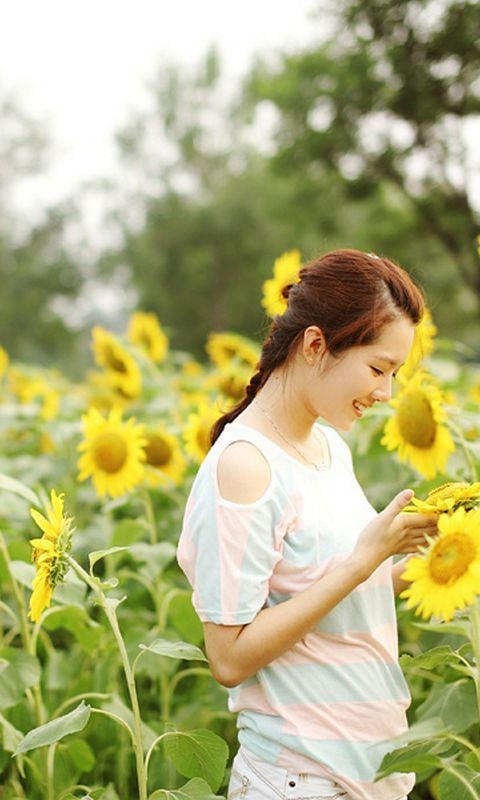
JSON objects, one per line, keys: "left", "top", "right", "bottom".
{"left": 375, "top": 355, "right": 402, "bottom": 367}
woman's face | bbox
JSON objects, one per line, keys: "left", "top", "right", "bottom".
{"left": 309, "top": 316, "right": 415, "bottom": 431}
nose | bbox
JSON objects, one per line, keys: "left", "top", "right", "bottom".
{"left": 372, "top": 375, "right": 393, "bottom": 403}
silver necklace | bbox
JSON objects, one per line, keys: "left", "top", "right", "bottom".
{"left": 255, "top": 401, "right": 328, "bottom": 472}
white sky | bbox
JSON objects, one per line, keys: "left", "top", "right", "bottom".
{"left": 0, "top": 0, "right": 319, "bottom": 213}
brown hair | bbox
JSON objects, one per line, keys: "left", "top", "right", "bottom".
{"left": 211, "top": 249, "right": 424, "bottom": 444}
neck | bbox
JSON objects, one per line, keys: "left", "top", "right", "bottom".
{"left": 253, "top": 397, "right": 327, "bottom": 471}
{"left": 255, "top": 374, "right": 316, "bottom": 440}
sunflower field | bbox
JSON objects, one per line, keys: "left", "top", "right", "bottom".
{"left": 1, "top": 251, "right": 480, "bottom": 800}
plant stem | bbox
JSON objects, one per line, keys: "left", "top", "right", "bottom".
{"left": 66, "top": 554, "right": 148, "bottom": 800}
{"left": 142, "top": 490, "right": 157, "bottom": 544}
{"left": 0, "top": 534, "right": 45, "bottom": 725}
{"left": 46, "top": 744, "right": 56, "bottom": 800}
{"left": 447, "top": 416, "right": 478, "bottom": 482}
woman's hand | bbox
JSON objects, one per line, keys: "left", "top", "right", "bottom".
{"left": 350, "top": 490, "right": 438, "bottom": 580}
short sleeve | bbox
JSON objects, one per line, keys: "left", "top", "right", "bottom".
{"left": 177, "top": 465, "right": 291, "bottom": 625}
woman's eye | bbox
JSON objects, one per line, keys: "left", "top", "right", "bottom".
{"left": 371, "top": 366, "right": 383, "bottom": 376}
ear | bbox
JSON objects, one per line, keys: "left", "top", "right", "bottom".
{"left": 302, "top": 326, "right": 327, "bottom": 363}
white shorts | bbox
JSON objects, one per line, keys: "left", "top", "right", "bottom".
{"left": 227, "top": 747, "right": 409, "bottom": 800}
{"left": 228, "top": 747, "right": 349, "bottom": 799}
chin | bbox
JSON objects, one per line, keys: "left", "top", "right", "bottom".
{"left": 322, "top": 413, "right": 353, "bottom": 432}
{"left": 337, "top": 420, "right": 355, "bottom": 432}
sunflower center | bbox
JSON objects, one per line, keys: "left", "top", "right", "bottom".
{"left": 396, "top": 390, "right": 437, "bottom": 448}
{"left": 92, "top": 432, "right": 128, "bottom": 473}
{"left": 429, "top": 533, "right": 476, "bottom": 584}
{"left": 145, "top": 436, "right": 172, "bottom": 467}
{"left": 105, "top": 346, "right": 127, "bottom": 374}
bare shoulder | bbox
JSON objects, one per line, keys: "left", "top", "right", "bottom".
{"left": 217, "top": 440, "right": 271, "bottom": 504}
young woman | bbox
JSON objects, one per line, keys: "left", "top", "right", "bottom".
{"left": 177, "top": 249, "right": 437, "bottom": 800}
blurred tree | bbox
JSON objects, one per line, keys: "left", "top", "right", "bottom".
{"left": 101, "top": 50, "right": 339, "bottom": 357}
{"left": 0, "top": 95, "right": 82, "bottom": 372}
{"left": 245, "top": 0, "right": 480, "bottom": 343}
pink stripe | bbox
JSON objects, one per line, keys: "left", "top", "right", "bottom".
{"left": 216, "top": 505, "right": 263, "bottom": 617}
{"left": 230, "top": 682, "right": 275, "bottom": 715}
{"left": 273, "top": 629, "right": 399, "bottom": 666}
{"left": 280, "top": 700, "right": 408, "bottom": 740}
{"left": 270, "top": 555, "right": 391, "bottom": 595}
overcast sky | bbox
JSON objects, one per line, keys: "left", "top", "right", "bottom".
{"left": 1, "top": 0, "right": 319, "bottom": 212}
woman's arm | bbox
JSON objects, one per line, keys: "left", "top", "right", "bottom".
{"left": 204, "top": 551, "right": 371, "bottom": 687}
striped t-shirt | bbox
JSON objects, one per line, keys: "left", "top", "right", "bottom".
{"left": 177, "top": 421, "right": 414, "bottom": 800}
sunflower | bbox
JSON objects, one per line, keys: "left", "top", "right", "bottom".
{"left": 469, "top": 377, "right": 480, "bottom": 405}
{"left": 7, "top": 367, "right": 43, "bottom": 404}
{"left": 405, "top": 481, "right": 480, "bottom": 515}
{"left": 77, "top": 406, "right": 147, "bottom": 498}
{"left": 183, "top": 401, "right": 225, "bottom": 463}
{"left": 261, "top": 250, "right": 302, "bottom": 317}
{"left": 381, "top": 371, "right": 455, "bottom": 479}
{"left": 143, "top": 426, "right": 187, "bottom": 487}
{"left": 206, "top": 365, "right": 252, "bottom": 402}
{"left": 206, "top": 332, "right": 260, "bottom": 371}
{"left": 127, "top": 311, "right": 169, "bottom": 364}
{"left": 39, "top": 383, "right": 61, "bottom": 421}
{"left": 0, "top": 345, "right": 9, "bottom": 379}
{"left": 400, "top": 507, "right": 480, "bottom": 621}
{"left": 397, "top": 307, "right": 437, "bottom": 381}
{"left": 29, "top": 490, "right": 74, "bottom": 622}
{"left": 91, "top": 326, "right": 142, "bottom": 400}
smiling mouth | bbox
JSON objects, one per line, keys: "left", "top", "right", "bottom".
{"left": 353, "top": 401, "right": 370, "bottom": 416}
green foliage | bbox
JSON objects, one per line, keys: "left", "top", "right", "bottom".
{"left": 245, "top": 0, "right": 480, "bottom": 346}
{"left": 13, "top": 701, "right": 91, "bottom": 755}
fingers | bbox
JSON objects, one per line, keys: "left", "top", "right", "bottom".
{"left": 380, "top": 489, "right": 414, "bottom": 524}
{"left": 402, "top": 512, "right": 438, "bottom": 530}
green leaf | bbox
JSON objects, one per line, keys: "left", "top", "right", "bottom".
{"left": 0, "top": 714, "right": 23, "bottom": 753}
{"left": 111, "top": 518, "right": 148, "bottom": 546}
{"left": 386, "top": 717, "right": 450, "bottom": 746}
{"left": 8, "top": 560, "right": 36, "bottom": 589}
{"left": 417, "top": 680, "right": 479, "bottom": 733}
{"left": 13, "top": 701, "right": 91, "bottom": 755}
{"left": 52, "top": 570, "right": 88, "bottom": 607}
{"left": 400, "top": 645, "right": 465, "bottom": 671}
{"left": 128, "top": 541, "right": 177, "bottom": 579}
{"left": 0, "top": 473, "right": 40, "bottom": 506}
{"left": 169, "top": 593, "right": 204, "bottom": 645}
{"left": 164, "top": 729, "right": 228, "bottom": 793}
{"left": 96, "top": 787, "right": 121, "bottom": 800}
{"left": 149, "top": 777, "right": 225, "bottom": 799}
{"left": 139, "top": 639, "right": 207, "bottom": 662}
{"left": 65, "top": 736, "right": 96, "bottom": 772}
{"left": 438, "top": 762, "right": 480, "bottom": 800}
{"left": 412, "top": 620, "right": 472, "bottom": 638}
{"left": 43, "top": 606, "right": 102, "bottom": 653}
{"left": 89, "top": 547, "right": 129, "bottom": 573}
{"left": 43, "top": 606, "right": 101, "bottom": 651}
{"left": 0, "top": 649, "right": 41, "bottom": 710}
{"left": 377, "top": 741, "right": 448, "bottom": 779}
{"left": 466, "top": 750, "right": 480, "bottom": 772}
{"left": 376, "top": 718, "right": 453, "bottom": 779}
